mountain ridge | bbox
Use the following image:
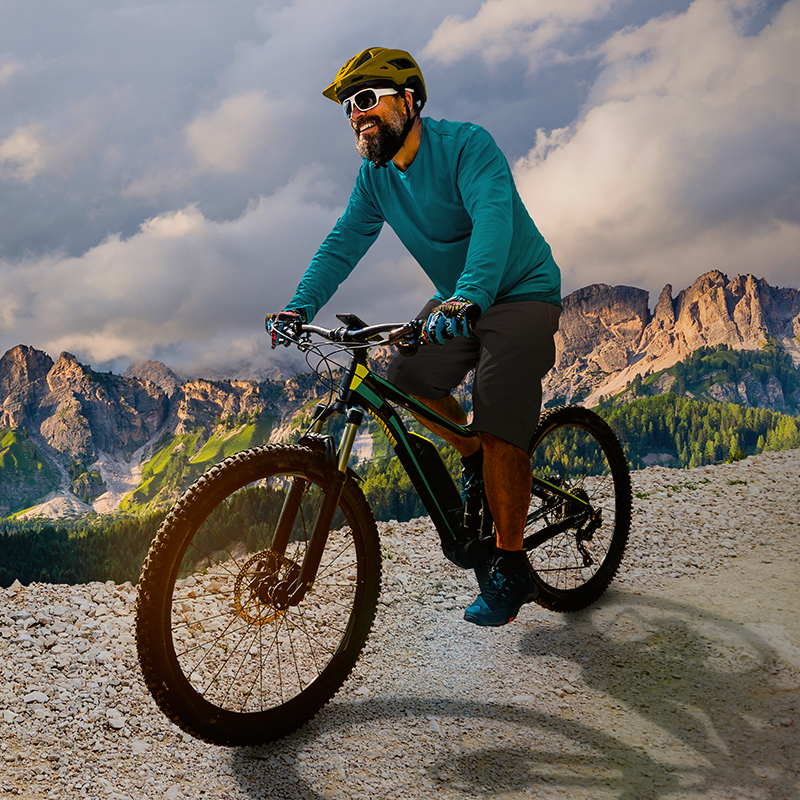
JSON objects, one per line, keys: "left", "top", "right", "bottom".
{"left": 547, "top": 270, "right": 800, "bottom": 407}
{"left": 1, "top": 270, "right": 798, "bottom": 518}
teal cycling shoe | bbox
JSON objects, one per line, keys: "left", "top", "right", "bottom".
{"left": 463, "top": 552, "right": 538, "bottom": 627}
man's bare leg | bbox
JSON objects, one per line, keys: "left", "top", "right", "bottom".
{"left": 480, "top": 432, "right": 530, "bottom": 551}
{"left": 410, "top": 394, "right": 480, "bottom": 457}
{"left": 413, "top": 394, "right": 535, "bottom": 625}
{"left": 411, "top": 396, "right": 529, "bottom": 549}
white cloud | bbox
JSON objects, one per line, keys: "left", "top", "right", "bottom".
{"left": 423, "top": 0, "right": 618, "bottom": 67}
{"left": 186, "top": 91, "right": 283, "bottom": 174}
{"left": 513, "top": 0, "right": 800, "bottom": 297}
{"left": 139, "top": 207, "right": 207, "bottom": 240}
{"left": 0, "top": 57, "right": 23, "bottom": 85}
{"left": 0, "top": 124, "right": 44, "bottom": 181}
{"left": 0, "top": 168, "right": 336, "bottom": 363}
{"left": 0, "top": 164, "right": 429, "bottom": 374}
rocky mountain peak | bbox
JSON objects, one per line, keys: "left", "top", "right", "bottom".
{"left": 0, "top": 344, "right": 54, "bottom": 388}
{"left": 547, "top": 270, "right": 800, "bottom": 405}
{"left": 125, "top": 360, "right": 180, "bottom": 397}
{"left": 46, "top": 352, "right": 93, "bottom": 394}
{"left": 555, "top": 283, "right": 650, "bottom": 375}
{"left": 0, "top": 345, "right": 55, "bottom": 429}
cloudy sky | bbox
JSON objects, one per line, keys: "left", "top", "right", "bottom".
{"left": 1, "top": 0, "right": 797, "bottom": 376}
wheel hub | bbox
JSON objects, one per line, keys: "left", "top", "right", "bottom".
{"left": 233, "top": 551, "right": 301, "bottom": 625}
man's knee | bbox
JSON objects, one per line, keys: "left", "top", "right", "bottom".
{"left": 479, "top": 431, "right": 527, "bottom": 456}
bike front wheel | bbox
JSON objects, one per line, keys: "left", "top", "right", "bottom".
{"left": 525, "top": 406, "right": 631, "bottom": 612}
{"left": 135, "top": 445, "right": 381, "bottom": 746}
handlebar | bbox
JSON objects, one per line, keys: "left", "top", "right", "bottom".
{"left": 299, "top": 319, "right": 423, "bottom": 348}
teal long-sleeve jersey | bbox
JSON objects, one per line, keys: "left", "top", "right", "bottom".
{"left": 287, "top": 117, "right": 562, "bottom": 319}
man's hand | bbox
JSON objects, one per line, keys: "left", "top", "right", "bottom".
{"left": 265, "top": 309, "right": 307, "bottom": 348}
{"left": 421, "top": 297, "right": 480, "bottom": 345}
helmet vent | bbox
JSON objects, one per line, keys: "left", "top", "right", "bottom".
{"left": 353, "top": 51, "right": 373, "bottom": 69}
{"left": 388, "top": 58, "right": 415, "bottom": 70}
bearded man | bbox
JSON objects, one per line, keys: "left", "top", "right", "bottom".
{"left": 266, "top": 47, "right": 562, "bottom": 627}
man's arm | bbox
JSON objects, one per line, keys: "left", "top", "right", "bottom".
{"left": 451, "top": 126, "right": 516, "bottom": 314}
{"left": 286, "top": 173, "right": 384, "bottom": 320}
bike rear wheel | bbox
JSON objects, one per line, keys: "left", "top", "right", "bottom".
{"left": 135, "top": 445, "right": 381, "bottom": 746}
{"left": 525, "top": 406, "right": 631, "bottom": 612}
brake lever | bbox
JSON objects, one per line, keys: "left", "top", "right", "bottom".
{"left": 387, "top": 320, "right": 422, "bottom": 345}
{"left": 387, "top": 320, "right": 423, "bottom": 356}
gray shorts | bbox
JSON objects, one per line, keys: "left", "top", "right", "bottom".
{"left": 387, "top": 299, "right": 561, "bottom": 451}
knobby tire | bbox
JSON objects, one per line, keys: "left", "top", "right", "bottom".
{"left": 135, "top": 445, "right": 381, "bottom": 746}
{"left": 526, "top": 406, "right": 631, "bottom": 612}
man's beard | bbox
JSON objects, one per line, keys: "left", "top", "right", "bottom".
{"left": 354, "top": 104, "right": 407, "bottom": 166}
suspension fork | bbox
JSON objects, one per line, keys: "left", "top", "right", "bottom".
{"left": 284, "top": 407, "right": 363, "bottom": 605}
{"left": 268, "top": 404, "right": 332, "bottom": 557}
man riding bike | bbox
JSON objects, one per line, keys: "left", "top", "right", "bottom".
{"left": 266, "top": 47, "right": 562, "bottom": 627}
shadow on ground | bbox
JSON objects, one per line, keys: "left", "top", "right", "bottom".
{"left": 228, "top": 591, "right": 798, "bottom": 799}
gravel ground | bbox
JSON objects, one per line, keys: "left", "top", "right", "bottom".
{"left": 1, "top": 448, "right": 798, "bottom": 800}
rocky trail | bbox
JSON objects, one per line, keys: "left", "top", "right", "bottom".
{"left": 1, "top": 448, "right": 798, "bottom": 800}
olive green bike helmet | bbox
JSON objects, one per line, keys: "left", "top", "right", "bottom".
{"left": 323, "top": 47, "right": 427, "bottom": 108}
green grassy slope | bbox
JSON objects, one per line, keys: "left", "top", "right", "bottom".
{"left": 121, "top": 419, "right": 275, "bottom": 511}
{"left": 0, "top": 429, "right": 59, "bottom": 515}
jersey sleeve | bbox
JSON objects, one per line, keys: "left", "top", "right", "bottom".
{"left": 451, "top": 127, "right": 515, "bottom": 313}
{"left": 287, "top": 170, "right": 384, "bottom": 320}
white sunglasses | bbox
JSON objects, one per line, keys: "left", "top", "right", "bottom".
{"left": 342, "top": 87, "right": 399, "bottom": 118}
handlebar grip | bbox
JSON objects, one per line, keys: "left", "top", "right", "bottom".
{"left": 387, "top": 320, "right": 423, "bottom": 346}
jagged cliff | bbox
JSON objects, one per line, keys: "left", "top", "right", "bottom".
{"left": 545, "top": 270, "right": 800, "bottom": 406}
{"left": 0, "top": 349, "right": 328, "bottom": 517}
{"left": 0, "top": 270, "right": 797, "bottom": 518}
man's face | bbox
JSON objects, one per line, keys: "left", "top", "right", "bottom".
{"left": 347, "top": 89, "right": 411, "bottom": 165}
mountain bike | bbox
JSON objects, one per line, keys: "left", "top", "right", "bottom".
{"left": 135, "top": 314, "right": 631, "bottom": 746}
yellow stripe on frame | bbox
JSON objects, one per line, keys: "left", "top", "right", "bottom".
{"left": 350, "top": 362, "right": 370, "bottom": 391}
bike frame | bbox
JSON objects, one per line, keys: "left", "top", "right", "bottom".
{"left": 305, "top": 342, "right": 593, "bottom": 560}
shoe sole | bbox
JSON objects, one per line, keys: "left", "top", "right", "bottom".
{"left": 463, "top": 610, "right": 520, "bottom": 627}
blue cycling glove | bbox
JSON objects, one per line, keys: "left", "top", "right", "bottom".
{"left": 421, "top": 297, "right": 480, "bottom": 345}
{"left": 265, "top": 308, "right": 308, "bottom": 348}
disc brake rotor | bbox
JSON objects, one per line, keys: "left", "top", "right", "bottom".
{"left": 233, "top": 550, "right": 299, "bottom": 625}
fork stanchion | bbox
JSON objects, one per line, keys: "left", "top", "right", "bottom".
{"left": 337, "top": 408, "right": 364, "bottom": 473}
